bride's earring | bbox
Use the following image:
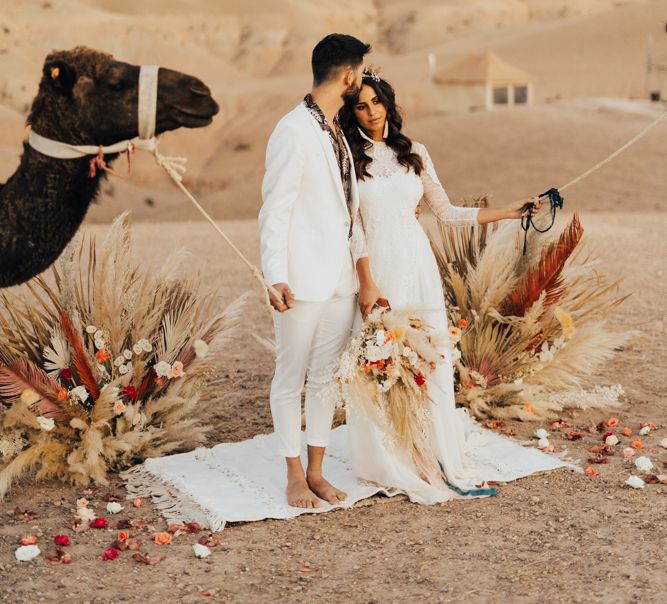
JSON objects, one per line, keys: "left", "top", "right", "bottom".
{"left": 383, "top": 120, "right": 389, "bottom": 139}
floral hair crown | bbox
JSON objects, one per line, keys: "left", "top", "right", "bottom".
{"left": 363, "top": 66, "right": 381, "bottom": 82}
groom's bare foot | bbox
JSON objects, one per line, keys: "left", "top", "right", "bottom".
{"left": 286, "top": 475, "right": 323, "bottom": 509}
{"left": 306, "top": 472, "right": 347, "bottom": 505}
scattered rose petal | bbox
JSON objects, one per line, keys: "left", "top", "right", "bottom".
{"left": 606, "top": 417, "right": 619, "bottom": 427}
{"left": 659, "top": 438, "right": 667, "bottom": 449}
{"left": 91, "top": 517, "right": 108, "bottom": 529}
{"left": 585, "top": 466, "right": 600, "bottom": 477}
{"left": 101, "top": 546, "right": 119, "bottom": 560}
{"left": 76, "top": 498, "right": 89, "bottom": 508}
{"left": 604, "top": 434, "right": 619, "bottom": 446}
{"left": 104, "top": 493, "right": 122, "bottom": 503}
{"left": 564, "top": 431, "right": 585, "bottom": 441}
{"left": 622, "top": 428, "right": 633, "bottom": 437}
{"left": 116, "top": 520, "right": 132, "bottom": 530}
{"left": 635, "top": 456, "right": 654, "bottom": 472}
{"left": 47, "top": 547, "right": 73, "bottom": 565}
{"left": 19, "top": 534, "right": 38, "bottom": 545}
{"left": 587, "top": 456, "right": 609, "bottom": 465}
{"left": 15, "top": 545, "right": 40, "bottom": 562}
{"left": 71, "top": 520, "right": 90, "bottom": 533}
{"left": 624, "top": 475, "right": 645, "bottom": 489}
{"left": 644, "top": 474, "right": 661, "bottom": 484}
{"left": 623, "top": 447, "right": 636, "bottom": 458}
{"left": 639, "top": 426, "right": 651, "bottom": 436}
{"left": 537, "top": 437, "right": 549, "bottom": 448}
{"left": 13, "top": 507, "right": 38, "bottom": 521}
{"left": 193, "top": 543, "right": 211, "bottom": 558}
{"left": 133, "top": 552, "right": 166, "bottom": 565}
{"left": 154, "top": 532, "right": 172, "bottom": 545}
{"left": 132, "top": 498, "right": 143, "bottom": 508}
{"left": 534, "top": 428, "right": 549, "bottom": 440}
{"left": 589, "top": 445, "right": 601, "bottom": 454}
{"left": 76, "top": 507, "right": 95, "bottom": 522}
{"left": 117, "top": 530, "right": 130, "bottom": 541}
{"left": 630, "top": 439, "right": 644, "bottom": 450}
{"left": 106, "top": 502, "right": 123, "bottom": 514}
{"left": 197, "top": 535, "right": 221, "bottom": 547}
{"left": 54, "top": 535, "right": 70, "bottom": 547}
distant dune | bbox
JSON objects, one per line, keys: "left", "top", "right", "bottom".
{"left": 0, "top": 0, "right": 664, "bottom": 223}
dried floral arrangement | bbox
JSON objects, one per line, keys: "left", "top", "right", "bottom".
{"left": 430, "top": 197, "right": 636, "bottom": 420}
{"left": 0, "top": 213, "right": 243, "bottom": 499}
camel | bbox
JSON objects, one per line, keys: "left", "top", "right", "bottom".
{"left": 0, "top": 46, "right": 219, "bottom": 288}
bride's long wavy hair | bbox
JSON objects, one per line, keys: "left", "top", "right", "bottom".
{"left": 340, "top": 76, "right": 424, "bottom": 181}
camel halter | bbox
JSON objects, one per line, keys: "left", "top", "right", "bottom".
{"left": 27, "top": 65, "right": 279, "bottom": 306}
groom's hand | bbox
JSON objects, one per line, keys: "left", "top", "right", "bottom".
{"left": 269, "top": 283, "right": 295, "bottom": 312}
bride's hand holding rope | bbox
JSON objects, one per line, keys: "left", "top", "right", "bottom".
{"left": 474, "top": 196, "right": 542, "bottom": 224}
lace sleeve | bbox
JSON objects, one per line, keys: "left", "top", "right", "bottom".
{"left": 350, "top": 207, "right": 368, "bottom": 264}
{"left": 416, "top": 143, "right": 480, "bottom": 227}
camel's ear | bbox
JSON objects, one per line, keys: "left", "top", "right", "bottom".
{"left": 43, "top": 60, "right": 76, "bottom": 96}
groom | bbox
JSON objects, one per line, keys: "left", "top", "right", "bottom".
{"left": 258, "top": 34, "right": 378, "bottom": 508}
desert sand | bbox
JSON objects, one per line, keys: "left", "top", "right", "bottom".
{"left": 1, "top": 1, "right": 666, "bottom": 602}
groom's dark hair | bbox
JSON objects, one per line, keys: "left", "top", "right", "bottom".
{"left": 311, "top": 34, "right": 371, "bottom": 86}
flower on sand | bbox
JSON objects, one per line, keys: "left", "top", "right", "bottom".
{"left": 659, "top": 438, "right": 667, "bottom": 449}
{"left": 634, "top": 456, "right": 654, "bottom": 472}
{"left": 101, "top": 546, "right": 119, "bottom": 560}
{"left": 639, "top": 426, "right": 651, "bottom": 436}
{"left": 15, "top": 545, "right": 40, "bottom": 562}
{"left": 537, "top": 437, "right": 550, "bottom": 449}
{"left": 622, "top": 427, "right": 633, "bottom": 437}
{"left": 624, "top": 475, "right": 645, "bottom": 489}
{"left": 154, "top": 532, "right": 172, "bottom": 545}
{"left": 76, "top": 507, "right": 95, "bottom": 522}
{"left": 534, "top": 428, "right": 549, "bottom": 440}
{"left": 19, "top": 535, "right": 38, "bottom": 545}
{"left": 118, "top": 530, "right": 130, "bottom": 541}
{"left": 106, "top": 502, "right": 123, "bottom": 514}
{"left": 54, "top": 535, "right": 70, "bottom": 547}
{"left": 91, "top": 517, "right": 108, "bottom": 529}
{"left": 604, "top": 434, "right": 619, "bottom": 446}
{"left": 585, "top": 467, "right": 599, "bottom": 477}
{"left": 622, "top": 447, "right": 635, "bottom": 458}
{"left": 36, "top": 416, "right": 55, "bottom": 431}
{"left": 606, "top": 417, "right": 619, "bottom": 427}
{"left": 630, "top": 439, "right": 643, "bottom": 450}
{"left": 193, "top": 543, "right": 211, "bottom": 558}
{"left": 76, "top": 497, "right": 88, "bottom": 508}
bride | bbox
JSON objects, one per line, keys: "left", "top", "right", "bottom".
{"left": 338, "top": 70, "right": 543, "bottom": 503}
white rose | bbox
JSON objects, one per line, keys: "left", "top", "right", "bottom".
{"left": 76, "top": 507, "right": 95, "bottom": 521}
{"left": 85, "top": 325, "right": 98, "bottom": 334}
{"left": 634, "top": 456, "right": 654, "bottom": 472}
{"left": 537, "top": 437, "right": 550, "bottom": 448}
{"left": 154, "top": 361, "right": 172, "bottom": 378}
{"left": 193, "top": 339, "right": 209, "bottom": 358}
{"left": 71, "top": 386, "right": 89, "bottom": 403}
{"left": 15, "top": 544, "right": 40, "bottom": 562}
{"left": 193, "top": 543, "right": 211, "bottom": 559}
{"left": 639, "top": 426, "right": 651, "bottom": 436}
{"left": 534, "top": 428, "right": 549, "bottom": 440}
{"left": 36, "top": 416, "right": 55, "bottom": 431}
{"left": 659, "top": 438, "right": 667, "bottom": 449}
{"left": 375, "top": 329, "right": 386, "bottom": 346}
{"left": 604, "top": 435, "right": 619, "bottom": 446}
{"left": 624, "top": 475, "right": 645, "bottom": 489}
{"left": 106, "top": 502, "right": 124, "bottom": 514}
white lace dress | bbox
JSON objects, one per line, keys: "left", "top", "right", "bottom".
{"left": 346, "top": 136, "right": 522, "bottom": 503}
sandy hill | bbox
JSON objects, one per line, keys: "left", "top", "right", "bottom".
{"left": 0, "top": 0, "right": 664, "bottom": 223}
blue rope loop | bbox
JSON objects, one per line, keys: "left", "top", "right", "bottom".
{"left": 521, "top": 187, "right": 565, "bottom": 255}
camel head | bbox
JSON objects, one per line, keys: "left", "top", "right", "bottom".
{"left": 27, "top": 46, "right": 219, "bottom": 145}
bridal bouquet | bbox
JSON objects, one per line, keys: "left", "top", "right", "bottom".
{"left": 0, "top": 213, "right": 243, "bottom": 499}
{"left": 334, "top": 307, "right": 448, "bottom": 463}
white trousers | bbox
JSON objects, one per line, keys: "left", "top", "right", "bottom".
{"left": 270, "top": 258, "right": 357, "bottom": 458}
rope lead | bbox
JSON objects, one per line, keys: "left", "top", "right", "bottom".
{"left": 520, "top": 187, "right": 564, "bottom": 255}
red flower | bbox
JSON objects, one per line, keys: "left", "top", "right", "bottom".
{"left": 101, "top": 546, "right": 119, "bottom": 560}
{"left": 414, "top": 374, "right": 426, "bottom": 387}
{"left": 122, "top": 385, "right": 138, "bottom": 401}
{"left": 54, "top": 534, "right": 70, "bottom": 546}
{"left": 59, "top": 368, "right": 73, "bottom": 381}
{"left": 91, "top": 517, "right": 108, "bottom": 529}
{"left": 601, "top": 431, "right": 613, "bottom": 443}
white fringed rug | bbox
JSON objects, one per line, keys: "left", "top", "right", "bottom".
{"left": 121, "top": 414, "right": 582, "bottom": 531}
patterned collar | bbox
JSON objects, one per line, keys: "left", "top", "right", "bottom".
{"left": 303, "top": 93, "right": 341, "bottom": 131}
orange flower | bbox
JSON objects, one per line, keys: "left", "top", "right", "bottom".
{"left": 132, "top": 498, "right": 143, "bottom": 508}
{"left": 630, "top": 439, "right": 643, "bottom": 450}
{"left": 118, "top": 530, "right": 130, "bottom": 541}
{"left": 154, "top": 532, "right": 172, "bottom": 545}
{"left": 622, "top": 427, "right": 633, "bottom": 437}
{"left": 584, "top": 467, "right": 600, "bottom": 477}
{"left": 96, "top": 348, "right": 111, "bottom": 363}
{"left": 606, "top": 417, "right": 619, "bottom": 427}
{"left": 155, "top": 377, "right": 165, "bottom": 386}
{"left": 457, "top": 319, "right": 469, "bottom": 329}
{"left": 57, "top": 388, "right": 68, "bottom": 400}
{"left": 19, "top": 534, "right": 38, "bottom": 545}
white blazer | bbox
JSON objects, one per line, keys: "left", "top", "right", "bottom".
{"left": 259, "top": 102, "right": 364, "bottom": 302}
